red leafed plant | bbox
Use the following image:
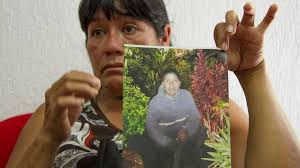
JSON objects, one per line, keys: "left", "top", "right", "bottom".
{"left": 191, "top": 49, "right": 229, "bottom": 134}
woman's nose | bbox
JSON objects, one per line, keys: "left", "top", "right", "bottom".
{"left": 102, "top": 30, "right": 124, "bottom": 56}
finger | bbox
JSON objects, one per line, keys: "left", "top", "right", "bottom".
{"left": 226, "top": 43, "right": 241, "bottom": 71}
{"left": 63, "top": 71, "right": 101, "bottom": 89}
{"left": 257, "top": 4, "right": 278, "bottom": 33}
{"left": 68, "top": 106, "right": 83, "bottom": 125}
{"left": 214, "top": 22, "right": 229, "bottom": 50}
{"left": 52, "top": 71, "right": 101, "bottom": 91}
{"left": 225, "top": 10, "right": 239, "bottom": 35}
{"left": 55, "top": 96, "right": 85, "bottom": 109}
{"left": 57, "top": 81, "right": 99, "bottom": 98}
{"left": 241, "top": 2, "right": 255, "bottom": 27}
{"left": 53, "top": 96, "right": 84, "bottom": 123}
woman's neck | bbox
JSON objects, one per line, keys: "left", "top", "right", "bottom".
{"left": 96, "top": 90, "right": 123, "bottom": 131}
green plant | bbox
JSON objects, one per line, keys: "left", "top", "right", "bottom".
{"left": 123, "top": 75, "right": 150, "bottom": 144}
{"left": 202, "top": 112, "right": 231, "bottom": 168}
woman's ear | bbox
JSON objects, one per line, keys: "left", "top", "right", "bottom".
{"left": 160, "top": 24, "right": 171, "bottom": 46}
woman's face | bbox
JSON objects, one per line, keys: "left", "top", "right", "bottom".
{"left": 86, "top": 10, "right": 171, "bottom": 94}
{"left": 163, "top": 73, "right": 181, "bottom": 97}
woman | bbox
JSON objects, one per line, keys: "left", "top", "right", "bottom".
{"left": 146, "top": 69, "right": 205, "bottom": 168}
{"left": 6, "top": 0, "right": 300, "bottom": 168}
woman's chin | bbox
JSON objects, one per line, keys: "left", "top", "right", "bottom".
{"left": 102, "top": 75, "right": 123, "bottom": 96}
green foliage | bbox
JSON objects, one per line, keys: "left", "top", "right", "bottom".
{"left": 123, "top": 75, "right": 150, "bottom": 144}
{"left": 202, "top": 111, "right": 231, "bottom": 168}
{"left": 209, "top": 100, "right": 230, "bottom": 134}
{"left": 206, "top": 57, "right": 217, "bottom": 69}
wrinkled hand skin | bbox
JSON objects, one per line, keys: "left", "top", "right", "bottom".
{"left": 43, "top": 71, "right": 101, "bottom": 144}
{"left": 214, "top": 2, "right": 278, "bottom": 72}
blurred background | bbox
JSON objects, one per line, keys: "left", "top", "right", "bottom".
{"left": 0, "top": 0, "right": 299, "bottom": 138}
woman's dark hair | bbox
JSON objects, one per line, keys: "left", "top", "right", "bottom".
{"left": 79, "top": 0, "right": 170, "bottom": 38}
{"left": 161, "top": 68, "right": 181, "bottom": 81}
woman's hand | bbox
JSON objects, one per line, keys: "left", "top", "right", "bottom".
{"left": 42, "top": 71, "right": 101, "bottom": 144}
{"left": 214, "top": 2, "right": 278, "bottom": 71}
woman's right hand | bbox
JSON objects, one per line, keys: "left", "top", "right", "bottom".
{"left": 42, "top": 71, "right": 101, "bottom": 145}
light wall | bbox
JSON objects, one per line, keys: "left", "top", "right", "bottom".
{"left": 0, "top": 0, "right": 299, "bottom": 138}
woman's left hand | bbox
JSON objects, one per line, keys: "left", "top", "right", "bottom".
{"left": 214, "top": 2, "right": 278, "bottom": 71}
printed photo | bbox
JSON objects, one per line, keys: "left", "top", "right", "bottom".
{"left": 123, "top": 45, "right": 230, "bottom": 168}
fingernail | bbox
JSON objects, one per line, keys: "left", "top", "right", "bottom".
{"left": 245, "top": 2, "right": 255, "bottom": 13}
{"left": 226, "top": 24, "right": 234, "bottom": 33}
{"left": 221, "top": 42, "right": 228, "bottom": 50}
{"left": 248, "top": 2, "right": 254, "bottom": 8}
{"left": 245, "top": 2, "right": 254, "bottom": 7}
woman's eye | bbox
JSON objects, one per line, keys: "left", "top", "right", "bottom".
{"left": 123, "top": 25, "right": 138, "bottom": 35}
{"left": 91, "top": 29, "right": 106, "bottom": 37}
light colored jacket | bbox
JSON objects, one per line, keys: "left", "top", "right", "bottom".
{"left": 146, "top": 86, "right": 201, "bottom": 149}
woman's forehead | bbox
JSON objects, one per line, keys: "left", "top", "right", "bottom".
{"left": 89, "top": 9, "right": 147, "bottom": 26}
{"left": 91, "top": 10, "right": 126, "bottom": 22}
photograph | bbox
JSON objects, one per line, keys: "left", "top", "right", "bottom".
{"left": 123, "top": 45, "right": 230, "bottom": 168}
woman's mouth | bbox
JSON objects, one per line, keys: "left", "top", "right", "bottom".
{"left": 101, "top": 63, "right": 124, "bottom": 74}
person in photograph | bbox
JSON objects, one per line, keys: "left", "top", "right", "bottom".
{"left": 145, "top": 69, "right": 205, "bottom": 168}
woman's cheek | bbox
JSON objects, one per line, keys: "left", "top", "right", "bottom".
{"left": 87, "top": 39, "right": 103, "bottom": 77}
{"left": 87, "top": 38, "right": 98, "bottom": 54}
